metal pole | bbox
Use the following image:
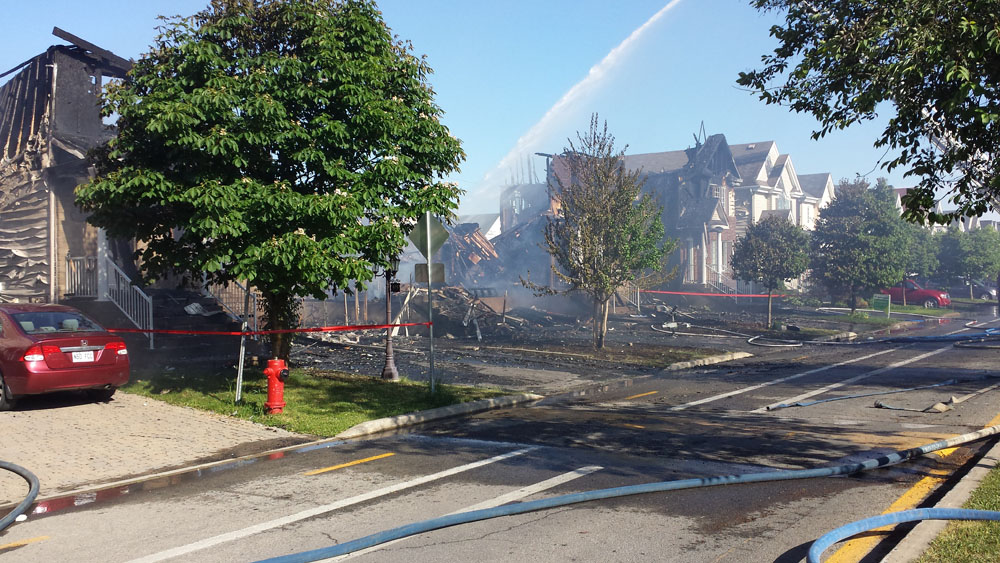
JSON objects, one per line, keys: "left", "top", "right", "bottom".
{"left": 381, "top": 265, "right": 399, "bottom": 381}
{"left": 426, "top": 211, "right": 436, "bottom": 393}
{"left": 235, "top": 286, "right": 251, "bottom": 403}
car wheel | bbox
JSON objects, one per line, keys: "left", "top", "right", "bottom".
{"left": 923, "top": 298, "right": 938, "bottom": 309}
{"left": 0, "top": 373, "right": 15, "bottom": 411}
{"left": 980, "top": 293, "right": 992, "bottom": 301}
{"left": 87, "top": 387, "right": 116, "bottom": 403}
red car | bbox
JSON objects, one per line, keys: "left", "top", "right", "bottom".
{"left": 0, "top": 304, "right": 129, "bottom": 410}
{"left": 880, "top": 280, "right": 951, "bottom": 308}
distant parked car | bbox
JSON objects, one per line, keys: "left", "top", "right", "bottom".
{"left": 0, "top": 304, "right": 129, "bottom": 410}
{"left": 880, "top": 280, "right": 951, "bottom": 308}
{"left": 943, "top": 279, "right": 997, "bottom": 301}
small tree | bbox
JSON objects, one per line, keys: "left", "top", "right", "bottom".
{"left": 76, "top": 0, "right": 464, "bottom": 360}
{"left": 731, "top": 215, "right": 809, "bottom": 327}
{"left": 536, "top": 115, "right": 673, "bottom": 349}
{"left": 937, "top": 227, "right": 1000, "bottom": 298}
{"left": 810, "top": 180, "right": 908, "bottom": 313}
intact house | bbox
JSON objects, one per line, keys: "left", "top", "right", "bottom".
{"left": 0, "top": 29, "right": 130, "bottom": 303}
{"left": 498, "top": 134, "right": 836, "bottom": 293}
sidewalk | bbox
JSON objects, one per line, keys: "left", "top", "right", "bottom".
{"left": 0, "top": 392, "right": 309, "bottom": 506}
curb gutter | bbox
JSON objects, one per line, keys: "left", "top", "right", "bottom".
{"left": 335, "top": 392, "right": 545, "bottom": 439}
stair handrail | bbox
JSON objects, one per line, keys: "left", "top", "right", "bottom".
{"left": 203, "top": 278, "right": 259, "bottom": 335}
{"left": 65, "top": 255, "right": 98, "bottom": 298}
{"left": 104, "top": 258, "right": 153, "bottom": 349}
{"left": 706, "top": 264, "right": 739, "bottom": 303}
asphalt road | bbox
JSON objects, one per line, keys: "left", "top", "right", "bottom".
{"left": 3, "top": 312, "right": 1000, "bottom": 562}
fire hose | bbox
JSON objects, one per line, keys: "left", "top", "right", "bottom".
{"left": 256, "top": 425, "right": 1000, "bottom": 563}
{"left": 0, "top": 460, "right": 39, "bottom": 532}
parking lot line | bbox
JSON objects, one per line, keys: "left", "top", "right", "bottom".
{"left": 752, "top": 345, "right": 952, "bottom": 413}
{"left": 0, "top": 536, "right": 49, "bottom": 553}
{"left": 624, "top": 390, "right": 658, "bottom": 400}
{"left": 128, "top": 447, "right": 537, "bottom": 563}
{"left": 670, "top": 348, "right": 899, "bottom": 411}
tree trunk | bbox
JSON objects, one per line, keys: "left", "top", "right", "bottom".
{"left": 767, "top": 289, "right": 773, "bottom": 328}
{"left": 849, "top": 287, "right": 857, "bottom": 314}
{"left": 593, "top": 296, "right": 610, "bottom": 349}
{"left": 263, "top": 289, "right": 298, "bottom": 360}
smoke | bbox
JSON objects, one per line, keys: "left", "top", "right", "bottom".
{"left": 465, "top": 0, "right": 686, "bottom": 208}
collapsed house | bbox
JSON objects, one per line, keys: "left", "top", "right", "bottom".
{"left": 485, "top": 134, "right": 836, "bottom": 294}
{"left": 0, "top": 29, "right": 130, "bottom": 302}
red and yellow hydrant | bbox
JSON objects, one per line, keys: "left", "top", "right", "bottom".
{"left": 264, "top": 358, "right": 289, "bottom": 414}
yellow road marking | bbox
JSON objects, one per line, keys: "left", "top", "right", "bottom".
{"left": 0, "top": 536, "right": 49, "bottom": 552}
{"left": 621, "top": 423, "right": 645, "bottom": 429}
{"left": 826, "top": 411, "right": 1000, "bottom": 561}
{"left": 624, "top": 390, "right": 658, "bottom": 401}
{"left": 304, "top": 452, "right": 395, "bottom": 476}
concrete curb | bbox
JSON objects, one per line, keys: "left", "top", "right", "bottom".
{"left": 335, "top": 392, "right": 545, "bottom": 439}
{"left": 662, "top": 351, "right": 752, "bottom": 371}
{"left": 881, "top": 437, "right": 1000, "bottom": 562}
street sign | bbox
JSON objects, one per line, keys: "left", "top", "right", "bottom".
{"left": 409, "top": 214, "right": 449, "bottom": 259}
{"left": 415, "top": 263, "right": 445, "bottom": 283}
{"left": 871, "top": 293, "right": 891, "bottom": 317}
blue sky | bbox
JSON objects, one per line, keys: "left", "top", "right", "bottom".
{"left": 2, "top": 0, "right": 911, "bottom": 215}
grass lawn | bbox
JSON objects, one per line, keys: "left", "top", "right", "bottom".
{"left": 123, "top": 365, "right": 507, "bottom": 437}
{"left": 918, "top": 463, "right": 1000, "bottom": 562}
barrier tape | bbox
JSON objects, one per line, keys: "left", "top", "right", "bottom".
{"left": 107, "top": 322, "right": 431, "bottom": 337}
{"left": 640, "top": 290, "right": 788, "bottom": 298}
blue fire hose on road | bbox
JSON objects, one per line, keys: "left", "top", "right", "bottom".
{"left": 0, "top": 460, "right": 39, "bottom": 532}
{"left": 808, "top": 508, "right": 1000, "bottom": 562}
{"left": 257, "top": 425, "right": 1000, "bottom": 563}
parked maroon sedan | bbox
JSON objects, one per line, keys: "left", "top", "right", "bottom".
{"left": 880, "top": 279, "right": 952, "bottom": 308}
{"left": 0, "top": 304, "right": 129, "bottom": 410}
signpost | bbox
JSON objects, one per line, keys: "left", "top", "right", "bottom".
{"left": 408, "top": 212, "right": 448, "bottom": 392}
{"left": 871, "top": 293, "right": 891, "bottom": 318}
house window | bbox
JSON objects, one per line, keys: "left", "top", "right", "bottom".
{"left": 777, "top": 193, "right": 790, "bottom": 210}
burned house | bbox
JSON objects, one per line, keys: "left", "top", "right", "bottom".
{"left": 488, "top": 134, "right": 836, "bottom": 293}
{"left": 0, "top": 29, "right": 130, "bottom": 302}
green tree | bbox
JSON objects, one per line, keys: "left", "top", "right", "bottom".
{"left": 901, "top": 222, "right": 940, "bottom": 295}
{"left": 738, "top": 1, "right": 1000, "bottom": 224}
{"left": 76, "top": 0, "right": 464, "bottom": 360}
{"left": 937, "top": 227, "right": 1000, "bottom": 298}
{"left": 538, "top": 115, "right": 673, "bottom": 349}
{"left": 810, "top": 179, "right": 908, "bottom": 313}
{"left": 731, "top": 215, "right": 809, "bottom": 327}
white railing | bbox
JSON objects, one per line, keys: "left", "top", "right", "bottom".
{"left": 705, "top": 264, "right": 739, "bottom": 302}
{"left": 204, "top": 278, "right": 259, "bottom": 334}
{"left": 65, "top": 255, "right": 98, "bottom": 298}
{"left": 106, "top": 258, "right": 154, "bottom": 349}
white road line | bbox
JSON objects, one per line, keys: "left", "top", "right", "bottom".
{"left": 752, "top": 345, "right": 953, "bottom": 413}
{"left": 330, "top": 465, "right": 604, "bottom": 561}
{"left": 128, "top": 447, "right": 538, "bottom": 563}
{"left": 670, "top": 348, "right": 900, "bottom": 411}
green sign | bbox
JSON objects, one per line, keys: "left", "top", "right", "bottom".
{"left": 408, "top": 213, "right": 449, "bottom": 259}
{"left": 871, "top": 294, "right": 891, "bottom": 316}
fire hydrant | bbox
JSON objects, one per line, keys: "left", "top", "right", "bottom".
{"left": 264, "top": 359, "right": 289, "bottom": 414}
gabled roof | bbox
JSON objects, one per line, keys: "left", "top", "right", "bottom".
{"left": 798, "top": 173, "right": 833, "bottom": 199}
{"left": 729, "top": 141, "right": 777, "bottom": 186}
{"left": 621, "top": 150, "right": 690, "bottom": 174}
{"left": 678, "top": 197, "right": 729, "bottom": 230}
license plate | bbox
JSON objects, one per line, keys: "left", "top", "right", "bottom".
{"left": 72, "top": 351, "right": 95, "bottom": 363}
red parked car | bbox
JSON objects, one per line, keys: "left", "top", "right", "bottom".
{"left": 0, "top": 304, "right": 129, "bottom": 410}
{"left": 880, "top": 280, "right": 951, "bottom": 308}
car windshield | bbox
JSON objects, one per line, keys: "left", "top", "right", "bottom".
{"left": 11, "top": 311, "right": 104, "bottom": 334}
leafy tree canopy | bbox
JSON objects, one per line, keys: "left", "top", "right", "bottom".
{"left": 730, "top": 215, "right": 809, "bottom": 326}
{"left": 937, "top": 226, "right": 1000, "bottom": 292}
{"left": 538, "top": 115, "right": 673, "bottom": 348}
{"left": 810, "top": 178, "right": 909, "bottom": 311}
{"left": 739, "top": 1, "right": 1000, "bottom": 224}
{"left": 76, "top": 0, "right": 464, "bottom": 358}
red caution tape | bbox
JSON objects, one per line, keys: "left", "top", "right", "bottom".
{"left": 107, "top": 322, "right": 431, "bottom": 337}
{"left": 640, "top": 290, "right": 787, "bottom": 298}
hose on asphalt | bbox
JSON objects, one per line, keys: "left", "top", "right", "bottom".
{"left": 808, "top": 508, "right": 1000, "bottom": 563}
{"left": 0, "top": 460, "right": 40, "bottom": 532}
{"left": 256, "top": 425, "right": 1000, "bottom": 563}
